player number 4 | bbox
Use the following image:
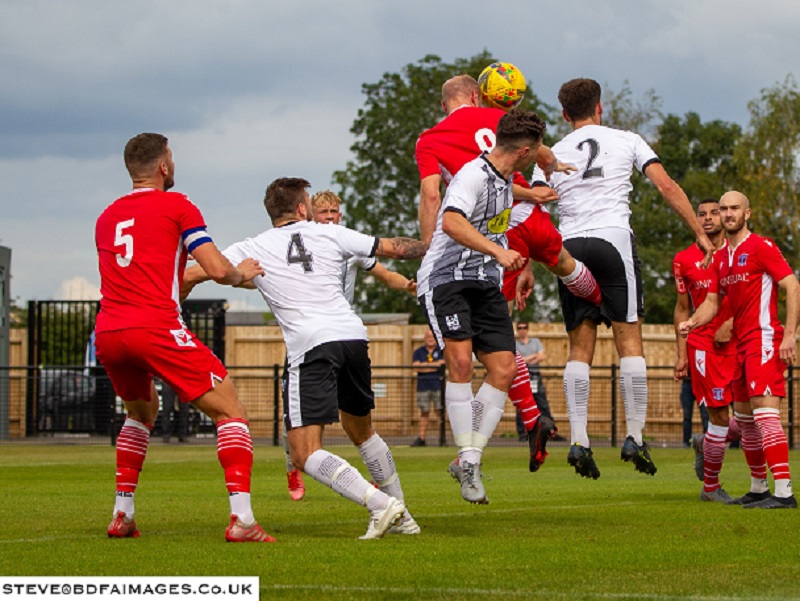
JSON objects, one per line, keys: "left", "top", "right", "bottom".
{"left": 115, "top": 219, "right": 135, "bottom": 267}
{"left": 287, "top": 233, "right": 313, "bottom": 272}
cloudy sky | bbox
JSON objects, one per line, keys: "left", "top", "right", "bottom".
{"left": 2, "top": 0, "right": 798, "bottom": 309}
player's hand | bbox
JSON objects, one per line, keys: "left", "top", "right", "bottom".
{"left": 237, "top": 258, "right": 265, "bottom": 283}
{"left": 516, "top": 268, "right": 534, "bottom": 311}
{"left": 677, "top": 319, "right": 694, "bottom": 337}
{"left": 674, "top": 356, "right": 688, "bottom": 381}
{"left": 779, "top": 336, "right": 797, "bottom": 365}
{"left": 697, "top": 235, "right": 715, "bottom": 268}
{"left": 404, "top": 279, "right": 418, "bottom": 296}
{"left": 713, "top": 320, "right": 733, "bottom": 347}
{"left": 528, "top": 186, "right": 559, "bottom": 204}
{"left": 495, "top": 248, "right": 525, "bottom": 272}
{"left": 553, "top": 161, "right": 577, "bottom": 177}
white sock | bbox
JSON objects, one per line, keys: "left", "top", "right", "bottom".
{"left": 113, "top": 491, "right": 134, "bottom": 518}
{"left": 446, "top": 381, "right": 475, "bottom": 450}
{"left": 358, "top": 433, "right": 404, "bottom": 502}
{"left": 282, "top": 424, "right": 293, "bottom": 472}
{"left": 304, "top": 449, "right": 390, "bottom": 512}
{"left": 473, "top": 382, "right": 508, "bottom": 451}
{"left": 751, "top": 477, "right": 769, "bottom": 494}
{"left": 620, "top": 356, "right": 648, "bottom": 445}
{"left": 564, "top": 361, "right": 591, "bottom": 447}
{"left": 774, "top": 479, "right": 794, "bottom": 499}
{"left": 229, "top": 492, "right": 254, "bottom": 525}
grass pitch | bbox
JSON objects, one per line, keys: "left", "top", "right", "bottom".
{"left": 1, "top": 443, "right": 799, "bottom": 600}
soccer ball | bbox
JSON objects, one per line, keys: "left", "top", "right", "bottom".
{"left": 478, "top": 62, "right": 527, "bottom": 111}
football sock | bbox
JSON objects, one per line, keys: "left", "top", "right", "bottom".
{"left": 620, "top": 356, "right": 648, "bottom": 445}
{"left": 446, "top": 381, "right": 476, "bottom": 451}
{"left": 113, "top": 418, "right": 152, "bottom": 518}
{"left": 734, "top": 411, "right": 767, "bottom": 482}
{"left": 282, "top": 422, "right": 293, "bottom": 473}
{"left": 726, "top": 416, "right": 741, "bottom": 443}
{"left": 304, "top": 449, "right": 390, "bottom": 512}
{"left": 473, "top": 382, "right": 508, "bottom": 451}
{"left": 564, "top": 361, "right": 591, "bottom": 448}
{"left": 508, "top": 352, "right": 540, "bottom": 432}
{"left": 753, "top": 407, "right": 792, "bottom": 497}
{"left": 217, "top": 419, "right": 255, "bottom": 524}
{"left": 560, "top": 260, "right": 602, "bottom": 305}
{"left": 358, "top": 433, "right": 404, "bottom": 502}
{"left": 702, "top": 422, "right": 728, "bottom": 492}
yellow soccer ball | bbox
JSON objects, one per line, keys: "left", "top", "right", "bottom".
{"left": 478, "top": 62, "right": 527, "bottom": 111}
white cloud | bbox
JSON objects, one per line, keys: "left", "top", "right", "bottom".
{"left": 55, "top": 277, "right": 100, "bottom": 301}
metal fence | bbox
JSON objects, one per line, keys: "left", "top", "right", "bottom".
{"left": 1, "top": 363, "right": 796, "bottom": 448}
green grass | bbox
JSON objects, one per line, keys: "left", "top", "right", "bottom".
{"left": 1, "top": 444, "right": 799, "bottom": 600}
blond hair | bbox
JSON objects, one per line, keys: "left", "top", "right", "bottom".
{"left": 310, "top": 189, "right": 342, "bottom": 210}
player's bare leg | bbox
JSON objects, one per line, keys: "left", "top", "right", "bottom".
{"left": 564, "top": 320, "right": 600, "bottom": 479}
{"left": 289, "top": 423, "right": 405, "bottom": 538}
{"left": 193, "top": 377, "right": 276, "bottom": 542}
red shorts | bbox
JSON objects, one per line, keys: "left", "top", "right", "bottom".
{"left": 502, "top": 204, "right": 562, "bottom": 301}
{"left": 95, "top": 327, "right": 228, "bottom": 403}
{"left": 730, "top": 346, "right": 787, "bottom": 401}
{"left": 687, "top": 343, "right": 735, "bottom": 408}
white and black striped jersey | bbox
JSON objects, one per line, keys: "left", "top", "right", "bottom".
{"left": 531, "top": 124, "right": 660, "bottom": 238}
{"left": 222, "top": 221, "right": 378, "bottom": 363}
{"left": 417, "top": 153, "right": 513, "bottom": 296}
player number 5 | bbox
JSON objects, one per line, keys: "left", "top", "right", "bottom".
{"left": 115, "top": 219, "right": 135, "bottom": 267}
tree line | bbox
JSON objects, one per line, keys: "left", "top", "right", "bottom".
{"left": 333, "top": 51, "right": 800, "bottom": 325}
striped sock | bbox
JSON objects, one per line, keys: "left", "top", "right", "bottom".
{"left": 113, "top": 418, "right": 152, "bottom": 518}
{"left": 560, "top": 260, "right": 601, "bottom": 305}
{"left": 753, "top": 408, "right": 792, "bottom": 497}
{"left": 702, "top": 423, "right": 728, "bottom": 492}
{"left": 217, "top": 419, "right": 255, "bottom": 524}
{"left": 734, "top": 412, "right": 767, "bottom": 482}
{"left": 508, "top": 352, "right": 540, "bottom": 432}
{"left": 564, "top": 361, "right": 591, "bottom": 448}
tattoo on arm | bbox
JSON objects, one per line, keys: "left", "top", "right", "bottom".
{"left": 382, "top": 237, "right": 427, "bottom": 259}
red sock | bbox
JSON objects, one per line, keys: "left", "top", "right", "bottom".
{"left": 561, "top": 260, "right": 601, "bottom": 306}
{"left": 509, "top": 352, "right": 540, "bottom": 432}
{"left": 753, "top": 408, "right": 792, "bottom": 482}
{"left": 116, "top": 419, "right": 152, "bottom": 493}
{"left": 726, "top": 416, "right": 741, "bottom": 444}
{"left": 734, "top": 412, "right": 767, "bottom": 480}
{"left": 702, "top": 427, "right": 727, "bottom": 492}
{"left": 217, "top": 419, "right": 253, "bottom": 494}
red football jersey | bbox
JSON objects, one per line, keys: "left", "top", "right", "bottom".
{"left": 415, "top": 105, "right": 528, "bottom": 188}
{"left": 95, "top": 188, "right": 211, "bottom": 332}
{"left": 673, "top": 242, "right": 735, "bottom": 354}
{"left": 710, "top": 233, "right": 793, "bottom": 353}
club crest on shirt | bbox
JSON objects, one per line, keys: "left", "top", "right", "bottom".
{"left": 445, "top": 314, "right": 461, "bottom": 331}
{"left": 738, "top": 254, "right": 748, "bottom": 266}
{"left": 487, "top": 208, "right": 511, "bottom": 234}
{"left": 170, "top": 328, "right": 197, "bottom": 348}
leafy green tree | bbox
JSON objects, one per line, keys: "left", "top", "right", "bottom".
{"left": 733, "top": 76, "right": 800, "bottom": 268}
{"left": 333, "top": 52, "right": 555, "bottom": 321}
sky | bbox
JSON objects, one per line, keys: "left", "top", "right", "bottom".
{"left": 2, "top": 0, "right": 799, "bottom": 311}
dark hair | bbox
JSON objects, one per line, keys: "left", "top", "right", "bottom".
{"left": 264, "top": 177, "right": 311, "bottom": 221}
{"left": 558, "top": 78, "right": 602, "bottom": 122}
{"left": 124, "top": 133, "right": 169, "bottom": 178}
{"left": 496, "top": 108, "right": 546, "bottom": 150}
{"left": 697, "top": 197, "right": 719, "bottom": 209}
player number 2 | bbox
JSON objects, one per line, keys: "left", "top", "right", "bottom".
{"left": 577, "top": 138, "right": 604, "bottom": 180}
{"left": 287, "top": 233, "right": 313, "bottom": 272}
{"left": 114, "top": 219, "right": 135, "bottom": 267}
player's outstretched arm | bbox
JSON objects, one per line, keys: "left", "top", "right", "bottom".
{"left": 191, "top": 243, "right": 262, "bottom": 286}
{"left": 180, "top": 255, "right": 263, "bottom": 302}
{"left": 678, "top": 293, "right": 720, "bottom": 338}
{"left": 512, "top": 183, "right": 559, "bottom": 204}
{"left": 645, "top": 163, "right": 714, "bottom": 265}
{"left": 779, "top": 274, "right": 800, "bottom": 364}
{"left": 375, "top": 237, "right": 427, "bottom": 260}
{"left": 419, "top": 175, "right": 443, "bottom": 248}
{"left": 371, "top": 262, "right": 417, "bottom": 296}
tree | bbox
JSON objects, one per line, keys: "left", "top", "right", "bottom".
{"left": 333, "top": 53, "right": 555, "bottom": 321}
{"left": 733, "top": 76, "right": 800, "bottom": 268}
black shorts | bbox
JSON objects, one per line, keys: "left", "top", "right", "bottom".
{"left": 282, "top": 339, "right": 375, "bottom": 430}
{"left": 419, "top": 280, "right": 515, "bottom": 354}
{"left": 559, "top": 229, "right": 643, "bottom": 331}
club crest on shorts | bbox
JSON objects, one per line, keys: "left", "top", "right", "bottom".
{"left": 712, "top": 388, "right": 724, "bottom": 401}
{"left": 170, "top": 328, "right": 197, "bottom": 348}
{"left": 445, "top": 314, "right": 461, "bottom": 331}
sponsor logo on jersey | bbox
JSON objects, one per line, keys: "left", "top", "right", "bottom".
{"left": 445, "top": 314, "right": 461, "bottom": 331}
{"left": 487, "top": 208, "right": 511, "bottom": 234}
{"left": 720, "top": 272, "right": 749, "bottom": 286}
